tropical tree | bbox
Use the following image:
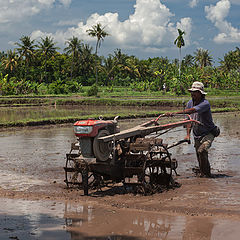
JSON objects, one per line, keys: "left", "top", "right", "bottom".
{"left": 37, "top": 36, "right": 59, "bottom": 82}
{"left": 0, "top": 51, "right": 6, "bottom": 60}
{"left": 78, "top": 43, "right": 94, "bottom": 80}
{"left": 194, "top": 48, "right": 213, "bottom": 68}
{"left": 219, "top": 47, "right": 240, "bottom": 72}
{"left": 15, "top": 35, "right": 36, "bottom": 77}
{"left": 124, "top": 56, "right": 141, "bottom": 79}
{"left": 182, "top": 54, "right": 195, "bottom": 68}
{"left": 64, "top": 36, "right": 82, "bottom": 79}
{"left": 174, "top": 29, "right": 185, "bottom": 76}
{"left": 87, "top": 23, "right": 109, "bottom": 84}
{"left": 1, "top": 50, "right": 19, "bottom": 78}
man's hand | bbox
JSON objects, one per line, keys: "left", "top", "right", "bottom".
{"left": 165, "top": 112, "right": 174, "bottom": 117}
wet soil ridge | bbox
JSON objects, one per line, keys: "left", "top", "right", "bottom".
{"left": 1, "top": 95, "right": 240, "bottom": 108}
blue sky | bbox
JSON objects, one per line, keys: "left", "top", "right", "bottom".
{"left": 0, "top": 0, "right": 239, "bottom": 65}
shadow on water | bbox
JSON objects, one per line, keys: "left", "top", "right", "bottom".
{"left": 0, "top": 213, "right": 69, "bottom": 240}
{"left": 192, "top": 167, "right": 233, "bottom": 178}
{"left": 211, "top": 173, "right": 233, "bottom": 178}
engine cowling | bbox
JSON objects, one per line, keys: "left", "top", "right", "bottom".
{"left": 73, "top": 118, "right": 119, "bottom": 161}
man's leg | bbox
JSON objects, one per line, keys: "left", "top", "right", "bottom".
{"left": 194, "top": 134, "right": 214, "bottom": 177}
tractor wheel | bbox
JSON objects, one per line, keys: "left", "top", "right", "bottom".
{"left": 138, "top": 162, "right": 155, "bottom": 195}
{"left": 65, "top": 157, "right": 82, "bottom": 188}
{"left": 138, "top": 145, "right": 174, "bottom": 194}
{"left": 93, "top": 129, "right": 112, "bottom": 162}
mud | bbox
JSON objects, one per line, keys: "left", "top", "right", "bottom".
{"left": 0, "top": 112, "right": 240, "bottom": 239}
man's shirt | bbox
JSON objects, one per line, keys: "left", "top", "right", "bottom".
{"left": 186, "top": 98, "right": 215, "bottom": 139}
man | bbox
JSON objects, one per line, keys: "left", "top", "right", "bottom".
{"left": 169, "top": 81, "right": 217, "bottom": 177}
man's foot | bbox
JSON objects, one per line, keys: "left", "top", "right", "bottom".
{"left": 192, "top": 167, "right": 201, "bottom": 174}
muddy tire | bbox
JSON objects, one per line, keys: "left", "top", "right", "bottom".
{"left": 93, "top": 129, "right": 112, "bottom": 161}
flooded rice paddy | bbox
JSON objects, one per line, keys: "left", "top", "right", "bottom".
{"left": 0, "top": 112, "right": 240, "bottom": 239}
{"left": 0, "top": 105, "right": 164, "bottom": 124}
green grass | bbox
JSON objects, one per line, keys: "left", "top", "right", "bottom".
{"left": 1, "top": 87, "right": 240, "bottom": 128}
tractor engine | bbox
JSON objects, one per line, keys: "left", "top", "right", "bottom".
{"left": 73, "top": 117, "right": 119, "bottom": 161}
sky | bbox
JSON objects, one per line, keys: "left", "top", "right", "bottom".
{"left": 0, "top": 0, "right": 239, "bottom": 65}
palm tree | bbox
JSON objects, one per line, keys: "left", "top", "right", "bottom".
{"left": 174, "top": 29, "right": 185, "bottom": 76}
{"left": 219, "top": 47, "right": 240, "bottom": 72}
{"left": 78, "top": 43, "right": 94, "bottom": 78}
{"left": 37, "top": 36, "right": 59, "bottom": 82}
{"left": 100, "top": 55, "right": 116, "bottom": 85}
{"left": 0, "top": 51, "right": 6, "bottom": 60}
{"left": 64, "top": 36, "right": 82, "bottom": 79}
{"left": 15, "top": 35, "right": 36, "bottom": 77}
{"left": 1, "top": 50, "right": 19, "bottom": 78}
{"left": 124, "top": 56, "right": 141, "bottom": 79}
{"left": 194, "top": 48, "right": 213, "bottom": 68}
{"left": 182, "top": 54, "right": 195, "bottom": 68}
{"left": 87, "top": 23, "right": 109, "bottom": 84}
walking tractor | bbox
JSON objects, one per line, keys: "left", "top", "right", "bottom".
{"left": 64, "top": 114, "right": 199, "bottom": 195}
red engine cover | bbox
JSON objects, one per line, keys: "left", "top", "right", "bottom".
{"left": 74, "top": 119, "right": 113, "bottom": 137}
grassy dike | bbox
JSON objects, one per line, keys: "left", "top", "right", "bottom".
{"left": 0, "top": 94, "right": 239, "bottom": 128}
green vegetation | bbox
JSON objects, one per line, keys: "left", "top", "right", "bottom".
{"left": 0, "top": 31, "right": 239, "bottom": 128}
{"left": 0, "top": 33, "right": 239, "bottom": 96}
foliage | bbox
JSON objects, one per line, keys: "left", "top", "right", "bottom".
{"left": 87, "top": 84, "right": 99, "bottom": 96}
{"left": 0, "top": 34, "right": 239, "bottom": 96}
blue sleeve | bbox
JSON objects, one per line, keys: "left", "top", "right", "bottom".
{"left": 194, "top": 100, "right": 210, "bottom": 113}
{"left": 186, "top": 100, "right": 192, "bottom": 109}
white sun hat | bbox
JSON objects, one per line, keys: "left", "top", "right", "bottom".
{"left": 188, "top": 81, "right": 207, "bottom": 95}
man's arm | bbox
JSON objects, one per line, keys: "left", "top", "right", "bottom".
{"left": 175, "top": 107, "right": 196, "bottom": 115}
{"left": 165, "top": 108, "right": 195, "bottom": 143}
{"left": 165, "top": 107, "right": 196, "bottom": 116}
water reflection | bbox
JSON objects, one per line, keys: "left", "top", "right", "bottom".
{"left": 63, "top": 201, "right": 239, "bottom": 240}
{"left": 1, "top": 198, "right": 239, "bottom": 240}
{"left": 64, "top": 201, "right": 185, "bottom": 239}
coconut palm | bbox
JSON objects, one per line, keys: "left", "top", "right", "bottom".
{"left": 1, "top": 50, "right": 19, "bottom": 78}
{"left": 219, "top": 47, "right": 240, "bottom": 72}
{"left": 100, "top": 55, "right": 116, "bottom": 85}
{"left": 15, "top": 35, "right": 36, "bottom": 77}
{"left": 194, "top": 48, "right": 213, "bottom": 68}
{"left": 78, "top": 43, "right": 94, "bottom": 78}
{"left": 64, "top": 36, "right": 82, "bottom": 79}
{"left": 37, "top": 36, "right": 59, "bottom": 82}
{"left": 174, "top": 29, "right": 185, "bottom": 76}
{"left": 182, "top": 54, "right": 195, "bottom": 67}
{"left": 87, "top": 23, "right": 109, "bottom": 84}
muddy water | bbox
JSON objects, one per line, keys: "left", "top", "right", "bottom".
{"left": 0, "top": 198, "right": 239, "bottom": 240}
{"left": 0, "top": 112, "right": 240, "bottom": 239}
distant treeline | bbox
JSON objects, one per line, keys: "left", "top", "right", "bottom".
{"left": 0, "top": 35, "right": 239, "bottom": 95}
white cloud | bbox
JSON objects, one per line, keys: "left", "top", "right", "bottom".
{"left": 55, "top": 19, "right": 81, "bottom": 27}
{"left": 0, "top": 0, "right": 71, "bottom": 24}
{"left": 31, "top": 0, "right": 192, "bottom": 52}
{"left": 189, "top": 0, "right": 199, "bottom": 8}
{"left": 205, "top": 0, "right": 240, "bottom": 43}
